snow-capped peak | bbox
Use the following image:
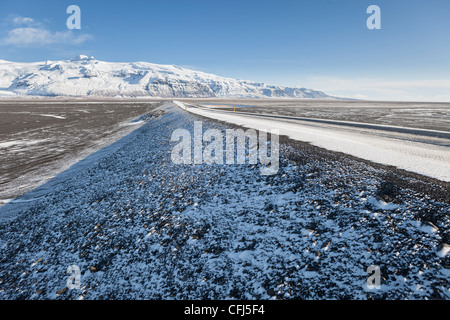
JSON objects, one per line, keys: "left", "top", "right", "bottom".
{"left": 0, "top": 56, "right": 333, "bottom": 99}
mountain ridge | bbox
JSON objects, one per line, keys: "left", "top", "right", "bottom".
{"left": 0, "top": 55, "right": 334, "bottom": 99}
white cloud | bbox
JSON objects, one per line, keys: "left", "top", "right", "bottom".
{"left": 3, "top": 15, "right": 41, "bottom": 28}
{"left": 11, "top": 16, "right": 35, "bottom": 26}
{"left": 1, "top": 27, "right": 92, "bottom": 47}
{"left": 1, "top": 16, "right": 92, "bottom": 47}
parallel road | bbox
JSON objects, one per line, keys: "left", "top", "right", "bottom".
{"left": 176, "top": 101, "right": 450, "bottom": 182}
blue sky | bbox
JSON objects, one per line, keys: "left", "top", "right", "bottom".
{"left": 1, "top": 0, "right": 449, "bottom": 101}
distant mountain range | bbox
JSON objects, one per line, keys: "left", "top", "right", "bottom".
{"left": 0, "top": 55, "right": 333, "bottom": 99}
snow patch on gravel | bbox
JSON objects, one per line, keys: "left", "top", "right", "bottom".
{"left": 0, "top": 103, "right": 448, "bottom": 300}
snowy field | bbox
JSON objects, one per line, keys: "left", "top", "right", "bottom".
{"left": 181, "top": 102, "right": 450, "bottom": 182}
{"left": 0, "top": 101, "right": 161, "bottom": 204}
{"left": 0, "top": 102, "right": 448, "bottom": 300}
{"left": 185, "top": 99, "right": 450, "bottom": 132}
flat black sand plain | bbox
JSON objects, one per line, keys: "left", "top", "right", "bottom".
{"left": 0, "top": 99, "right": 162, "bottom": 201}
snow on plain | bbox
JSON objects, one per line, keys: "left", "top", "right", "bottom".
{"left": 36, "top": 114, "right": 66, "bottom": 119}
{"left": 0, "top": 139, "right": 46, "bottom": 149}
{"left": 0, "top": 104, "right": 158, "bottom": 210}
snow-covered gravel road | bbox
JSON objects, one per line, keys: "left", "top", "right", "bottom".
{"left": 0, "top": 102, "right": 448, "bottom": 299}
{"left": 182, "top": 103, "right": 450, "bottom": 182}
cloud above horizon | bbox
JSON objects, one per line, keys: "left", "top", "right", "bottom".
{"left": 11, "top": 16, "right": 36, "bottom": 26}
{"left": 0, "top": 15, "right": 92, "bottom": 47}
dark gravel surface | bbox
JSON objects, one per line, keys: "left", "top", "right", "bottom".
{"left": 0, "top": 103, "right": 448, "bottom": 300}
{"left": 0, "top": 101, "right": 161, "bottom": 201}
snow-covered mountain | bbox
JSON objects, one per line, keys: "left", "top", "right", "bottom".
{"left": 0, "top": 55, "right": 332, "bottom": 99}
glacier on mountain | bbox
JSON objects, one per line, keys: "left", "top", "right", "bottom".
{"left": 0, "top": 55, "right": 332, "bottom": 99}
